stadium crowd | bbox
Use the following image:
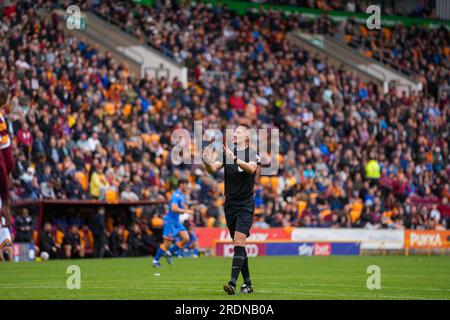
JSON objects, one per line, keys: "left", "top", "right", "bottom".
{"left": 342, "top": 19, "right": 449, "bottom": 95}
{"left": 0, "top": 0, "right": 449, "bottom": 259}
{"left": 94, "top": 1, "right": 450, "bottom": 230}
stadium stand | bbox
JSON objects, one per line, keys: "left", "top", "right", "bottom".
{"left": 92, "top": 1, "right": 449, "bottom": 227}
{"left": 342, "top": 19, "right": 449, "bottom": 97}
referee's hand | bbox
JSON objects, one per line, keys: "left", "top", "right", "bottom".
{"left": 223, "top": 143, "right": 234, "bottom": 161}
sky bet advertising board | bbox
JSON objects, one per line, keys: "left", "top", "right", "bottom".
{"left": 215, "top": 241, "right": 360, "bottom": 257}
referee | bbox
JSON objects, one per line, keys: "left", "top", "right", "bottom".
{"left": 203, "top": 123, "right": 259, "bottom": 295}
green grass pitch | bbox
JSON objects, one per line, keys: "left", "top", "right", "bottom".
{"left": 0, "top": 256, "right": 449, "bottom": 300}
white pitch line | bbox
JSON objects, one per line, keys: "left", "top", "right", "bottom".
{"left": 2, "top": 277, "right": 450, "bottom": 294}
{"left": 263, "top": 282, "right": 450, "bottom": 292}
{"left": 0, "top": 285, "right": 447, "bottom": 300}
{"left": 2, "top": 280, "right": 450, "bottom": 294}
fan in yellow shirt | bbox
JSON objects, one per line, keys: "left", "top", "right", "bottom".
{"left": 90, "top": 163, "right": 111, "bottom": 200}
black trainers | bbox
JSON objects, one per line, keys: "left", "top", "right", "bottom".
{"left": 240, "top": 283, "right": 254, "bottom": 294}
{"left": 223, "top": 282, "right": 236, "bottom": 295}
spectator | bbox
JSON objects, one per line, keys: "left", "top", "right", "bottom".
{"left": 109, "top": 224, "right": 128, "bottom": 257}
{"left": 120, "top": 184, "right": 139, "bottom": 201}
{"left": 90, "top": 163, "right": 110, "bottom": 200}
{"left": 89, "top": 206, "right": 107, "bottom": 258}
{"left": 128, "top": 223, "right": 147, "bottom": 257}
{"left": 253, "top": 214, "right": 270, "bottom": 229}
{"left": 17, "top": 123, "right": 33, "bottom": 159}
{"left": 14, "top": 208, "right": 34, "bottom": 243}
{"left": 63, "top": 225, "right": 85, "bottom": 259}
{"left": 39, "top": 222, "right": 61, "bottom": 259}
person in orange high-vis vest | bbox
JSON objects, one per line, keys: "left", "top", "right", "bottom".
{"left": 0, "top": 84, "right": 13, "bottom": 228}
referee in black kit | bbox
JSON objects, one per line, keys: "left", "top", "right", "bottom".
{"left": 203, "top": 123, "right": 260, "bottom": 295}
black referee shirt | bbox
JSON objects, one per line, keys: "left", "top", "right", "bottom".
{"left": 223, "top": 146, "right": 259, "bottom": 203}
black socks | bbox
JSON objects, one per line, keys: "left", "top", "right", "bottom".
{"left": 230, "top": 245, "right": 252, "bottom": 286}
{"left": 241, "top": 249, "right": 252, "bottom": 286}
{"left": 230, "top": 245, "right": 246, "bottom": 286}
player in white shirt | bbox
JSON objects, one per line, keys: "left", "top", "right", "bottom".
{"left": 0, "top": 199, "right": 14, "bottom": 262}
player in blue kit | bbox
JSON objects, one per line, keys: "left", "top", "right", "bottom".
{"left": 173, "top": 220, "right": 200, "bottom": 258}
{"left": 152, "top": 178, "right": 194, "bottom": 267}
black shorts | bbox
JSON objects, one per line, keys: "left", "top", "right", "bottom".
{"left": 224, "top": 199, "right": 254, "bottom": 239}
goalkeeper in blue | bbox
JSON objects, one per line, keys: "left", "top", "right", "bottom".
{"left": 152, "top": 178, "right": 194, "bottom": 267}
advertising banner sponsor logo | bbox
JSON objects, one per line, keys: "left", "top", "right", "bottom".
{"left": 215, "top": 241, "right": 360, "bottom": 256}
{"left": 291, "top": 228, "right": 404, "bottom": 249}
{"left": 313, "top": 243, "right": 331, "bottom": 256}
{"left": 196, "top": 227, "right": 290, "bottom": 248}
{"left": 13, "top": 243, "right": 35, "bottom": 262}
{"left": 297, "top": 243, "right": 314, "bottom": 256}
{"left": 405, "top": 230, "right": 450, "bottom": 248}
{"left": 265, "top": 242, "right": 314, "bottom": 256}
{"left": 216, "top": 242, "right": 266, "bottom": 257}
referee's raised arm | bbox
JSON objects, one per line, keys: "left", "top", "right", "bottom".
{"left": 224, "top": 142, "right": 257, "bottom": 174}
